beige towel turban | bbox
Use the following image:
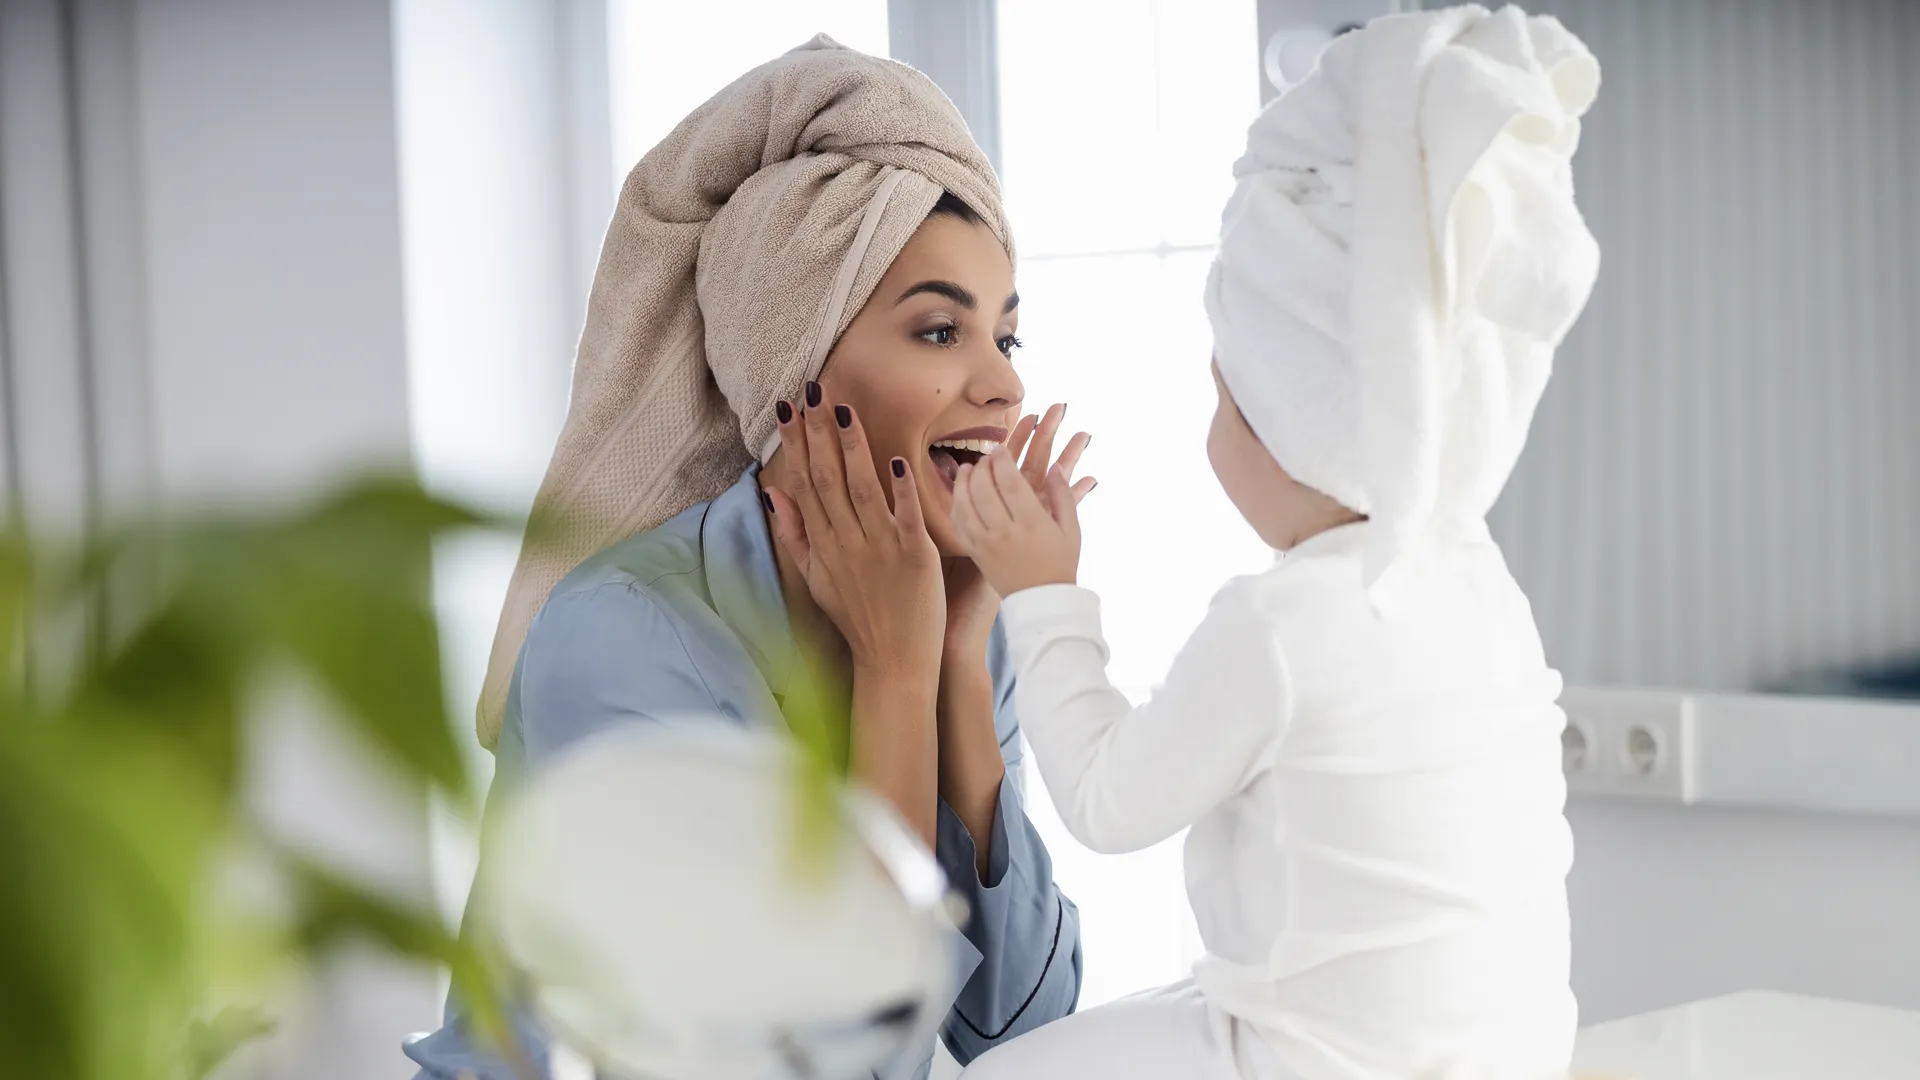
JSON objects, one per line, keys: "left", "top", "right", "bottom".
{"left": 477, "top": 36, "right": 1009, "bottom": 749}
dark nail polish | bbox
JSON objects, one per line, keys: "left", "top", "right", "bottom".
{"left": 776, "top": 400, "right": 793, "bottom": 424}
{"left": 835, "top": 404, "right": 852, "bottom": 429}
{"left": 891, "top": 458, "right": 907, "bottom": 478}
{"left": 805, "top": 381, "right": 822, "bottom": 408}
{"left": 761, "top": 491, "right": 774, "bottom": 513}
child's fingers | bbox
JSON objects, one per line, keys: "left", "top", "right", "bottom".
{"left": 1052, "top": 431, "right": 1091, "bottom": 482}
{"left": 1021, "top": 403, "right": 1066, "bottom": 490}
{"left": 1004, "top": 413, "right": 1039, "bottom": 466}
{"left": 988, "top": 445, "right": 1044, "bottom": 517}
{"left": 959, "top": 462, "right": 1012, "bottom": 532}
{"left": 886, "top": 456, "right": 928, "bottom": 542}
{"left": 947, "top": 469, "right": 981, "bottom": 551}
{"left": 1046, "top": 466, "right": 1084, "bottom": 547}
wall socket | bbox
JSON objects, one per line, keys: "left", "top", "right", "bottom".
{"left": 1560, "top": 687, "right": 1697, "bottom": 803}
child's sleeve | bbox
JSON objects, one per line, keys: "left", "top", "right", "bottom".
{"left": 998, "top": 580, "right": 1293, "bottom": 855}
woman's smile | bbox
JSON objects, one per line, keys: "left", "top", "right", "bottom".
{"left": 927, "top": 425, "right": 1009, "bottom": 489}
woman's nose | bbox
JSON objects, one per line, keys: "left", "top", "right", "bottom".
{"left": 968, "top": 345, "right": 1025, "bottom": 410}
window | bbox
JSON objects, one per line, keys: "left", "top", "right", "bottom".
{"left": 995, "top": 0, "right": 1268, "bottom": 1010}
{"left": 607, "top": 0, "right": 889, "bottom": 187}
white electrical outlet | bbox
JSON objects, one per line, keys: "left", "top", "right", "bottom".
{"left": 1559, "top": 688, "right": 1696, "bottom": 803}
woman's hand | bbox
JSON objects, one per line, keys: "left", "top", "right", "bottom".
{"left": 950, "top": 444, "right": 1085, "bottom": 598}
{"left": 765, "top": 384, "right": 945, "bottom": 681}
{"left": 942, "top": 403, "right": 1096, "bottom": 652}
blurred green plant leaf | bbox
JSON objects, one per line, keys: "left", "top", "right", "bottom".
{"left": 776, "top": 644, "right": 855, "bottom": 883}
{"left": 185, "top": 1006, "right": 277, "bottom": 1080}
{"left": 0, "top": 473, "right": 511, "bottom": 1080}
{"left": 0, "top": 715, "right": 222, "bottom": 1079}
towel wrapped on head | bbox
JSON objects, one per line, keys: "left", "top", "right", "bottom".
{"left": 1204, "top": 4, "right": 1600, "bottom": 604}
{"left": 478, "top": 36, "right": 1008, "bottom": 748}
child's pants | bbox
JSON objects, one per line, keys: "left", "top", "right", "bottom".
{"left": 956, "top": 980, "right": 1296, "bottom": 1080}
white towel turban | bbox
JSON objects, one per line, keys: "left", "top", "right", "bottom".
{"left": 1204, "top": 4, "right": 1600, "bottom": 600}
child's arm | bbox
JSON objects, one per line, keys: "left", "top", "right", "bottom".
{"left": 952, "top": 451, "right": 1292, "bottom": 855}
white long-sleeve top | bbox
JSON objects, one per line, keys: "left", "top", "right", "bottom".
{"left": 999, "top": 522, "right": 1575, "bottom": 1080}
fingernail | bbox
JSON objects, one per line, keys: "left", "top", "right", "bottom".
{"left": 761, "top": 491, "right": 774, "bottom": 513}
{"left": 776, "top": 400, "right": 793, "bottom": 424}
{"left": 835, "top": 404, "right": 852, "bottom": 429}
{"left": 805, "top": 381, "right": 822, "bottom": 408}
{"left": 891, "top": 458, "right": 907, "bottom": 478}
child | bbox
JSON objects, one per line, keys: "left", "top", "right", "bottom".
{"left": 950, "top": 7, "right": 1601, "bottom": 1080}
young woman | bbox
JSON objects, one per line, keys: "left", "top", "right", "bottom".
{"left": 405, "top": 37, "right": 1087, "bottom": 1080}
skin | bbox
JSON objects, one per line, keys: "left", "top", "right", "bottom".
{"left": 950, "top": 360, "right": 1363, "bottom": 598}
{"left": 1203, "top": 362, "right": 1365, "bottom": 551}
{"left": 760, "top": 211, "right": 1094, "bottom": 871}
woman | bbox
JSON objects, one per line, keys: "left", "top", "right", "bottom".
{"left": 406, "top": 37, "right": 1086, "bottom": 1080}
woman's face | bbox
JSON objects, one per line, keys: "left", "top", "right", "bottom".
{"left": 815, "top": 211, "right": 1024, "bottom": 555}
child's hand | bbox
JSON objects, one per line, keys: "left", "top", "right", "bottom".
{"left": 950, "top": 445, "right": 1083, "bottom": 597}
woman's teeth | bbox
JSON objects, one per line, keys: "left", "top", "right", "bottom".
{"left": 931, "top": 438, "right": 1002, "bottom": 455}
{"left": 927, "top": 439, "right": 1002, "bottom": 488}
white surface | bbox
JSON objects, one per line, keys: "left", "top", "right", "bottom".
{"left": 1573, "top": 991, "right": 1920, "bottom": 1080}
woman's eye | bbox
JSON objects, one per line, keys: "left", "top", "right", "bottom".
{"left": 997, "top": 334, "right": 1024, "bottom": 357}
{"left": 919, "top": 326, "right": 958, "bottom": 347}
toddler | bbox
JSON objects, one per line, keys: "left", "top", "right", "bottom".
{"left": 950, "top": 7, "right": 1601, "bottom": 1080}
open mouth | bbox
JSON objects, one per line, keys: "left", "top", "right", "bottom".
{"left": 926, "top": 428, "right": 1007, "bottom": 490}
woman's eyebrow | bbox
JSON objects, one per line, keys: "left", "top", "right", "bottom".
{"left": 896, "top": 280, "right": 976, "bottom": 308}
{"left": 895, "top": 280, "right": 1020, "bottom": 316}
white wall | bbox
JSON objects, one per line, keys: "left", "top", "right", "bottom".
{"left": 133, "top": 0, "right": 417, "bottom": 497}
{"left": 1490, "top": 0, "right": 1920, "bottom": 694}
{"left": 1569, "top": 798, "right": 1920, "bottom": 1023}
